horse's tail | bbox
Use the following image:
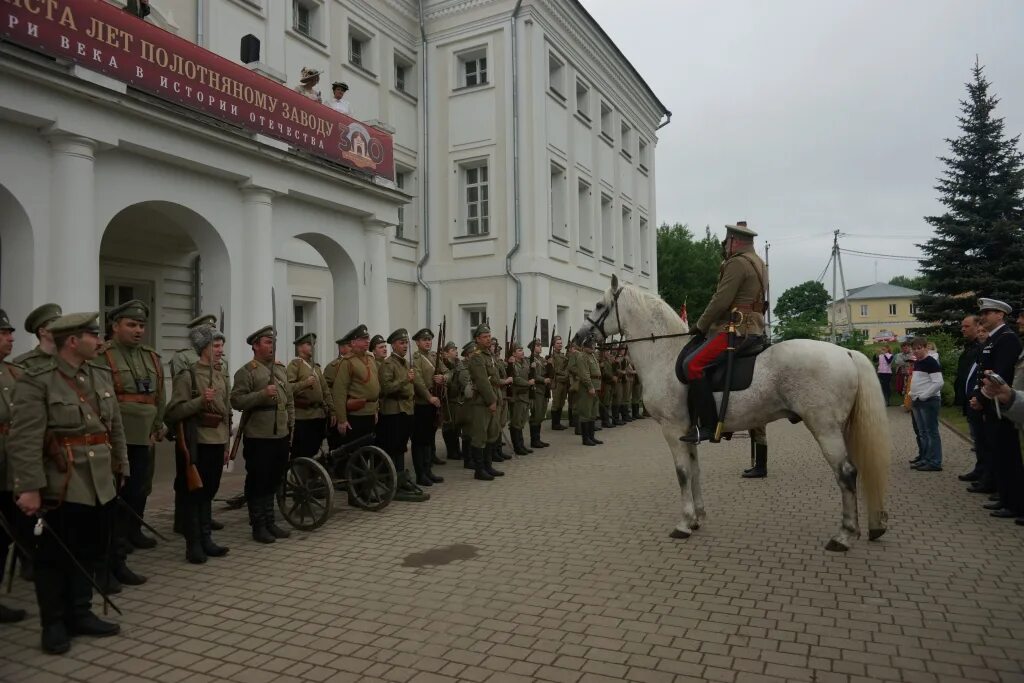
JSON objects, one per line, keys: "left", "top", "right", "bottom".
{"left": 844, "top": 351, "right": 891, "bottom": 538}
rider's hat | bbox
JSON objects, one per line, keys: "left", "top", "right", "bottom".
{"left": 725, "top": 220, "right": 757, "bottom": 238}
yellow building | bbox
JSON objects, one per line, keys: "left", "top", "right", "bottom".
{"left": 829, "top": 283, "right": 923, "bottom": 341}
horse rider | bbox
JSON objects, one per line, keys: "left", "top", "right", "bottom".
{"left": 679, "top": 222, "right": 769, "bottom": 472}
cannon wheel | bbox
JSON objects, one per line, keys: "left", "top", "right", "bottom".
{"left": 345, "top": 445, "right": 397, "bottom": 511}
{"left": 277, "top": 456, "right": 334, "bottom": 530}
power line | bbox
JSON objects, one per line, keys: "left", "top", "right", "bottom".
{"left": 814, "top": 252, "right": 834, "bottom": 283}
{"left": 840, "top": 248, "right": 919, "bottom": 261}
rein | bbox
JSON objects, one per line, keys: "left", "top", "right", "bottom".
{"left": 586, "top": 287, "right": 692, "bottom": 347}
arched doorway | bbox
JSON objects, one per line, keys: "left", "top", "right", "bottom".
{"left": 0, "top": 183, "right": 36, "bottom": 353}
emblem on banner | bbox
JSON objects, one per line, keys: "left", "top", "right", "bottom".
{"left": 340, "top": 123, "right": 385, "bottom": 170}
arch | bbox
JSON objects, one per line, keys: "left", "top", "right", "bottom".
{"left": 293, "top": 231, "right": 360, "bottom": 345}
{"left": 0, "top": 183, "right": 35, "bottom": 344}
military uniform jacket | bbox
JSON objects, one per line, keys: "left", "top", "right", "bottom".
{"left": 550, "top": 351, "right": 569, "bottom": 386}
{"left": 9, "top": 357, "right": 129, "bottom": 506}
{"left": 412, "top": 350, "right": 439, "bottom": 406}
{"left": 445, "top": 359, "right": 469, "bottom": 407}
{"left": 971, "top": 324, "right": 1024, "bottom": 418}
{"left": 166, "top": 362, "right": 231, "bottom": 445}
{"left": 567, "top": 351, "right": 580, "bottom": 391}
{"left": 529, "top": 354, "right": 547, "bottom": 397}
{"left": 331, "top": 351, "right": 380, "bottom": 423}
{"left": 0, "top": 360, "right": 22, "bottom": 489}
{"left": 95, "top": 341, "right": 166, "bottom": 446}
{"left": 323, "top": 356, "right": 343, "bottom": 389}
{"left": 12, "top": 346, "right": 54, "bottom": 371}
{"left": 287, "top": 357, "right": 335, "bottom": 420}
{"left": 231, "top": 360, "right": 294, "bottom": 438}
{"left": 572, "top": 351, "right": 600, "bottom": 392}
{"left": 495, "top": 356, "right": 509, "bottom": 405}
{"left": 511, "top": 358, "right": 531, "bottom": 404}
{"left": 695, "top": 247, "right": 767, "bottom": 338}
{"left": 380, "top": 355, "right": 415, "bottom": 415}
{"left": 467, "top": 346, "right": 499, "bottom": 407}
{"left": 601, "top": 358, "right": 618, "bottom": 389}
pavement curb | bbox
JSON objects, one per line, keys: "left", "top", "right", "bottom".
{"left": 939, "top": 417, "right": 972, "bottom": 444}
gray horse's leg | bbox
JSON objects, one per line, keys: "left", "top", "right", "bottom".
{"left": 687, "top": 443, "right": 705, "bottom": 526}
{"left": 660, "top": 422, "right": 699, "bottom": 538}
{"left": 809, "top": 426, "right": 860, "bottom": 551}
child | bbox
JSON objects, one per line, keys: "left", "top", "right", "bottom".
{"left": 909, "top": 336, "right": 944, "bottom": 471}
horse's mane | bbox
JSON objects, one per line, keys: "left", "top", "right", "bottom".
{"left": 618, "top": 284, "right": 689, "bottom": 335}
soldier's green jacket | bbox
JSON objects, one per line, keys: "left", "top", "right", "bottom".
{"left": 12, "top": 346, "right": 54, "bottom": 371}
{"left": 695, "top": 245, "right": 767, "bottom": 337}
{"left": 567, "top": 350, "right": 580, "bottom": 391}
{"left": 412, "top": 350, "right": 439, "bottom": 406}
{"left": 1, "top": 360, "right": 22, "bottom": 489}
{"left": 600, "top": 357, "right": 618, "bottom": 393}
{"left": 95, "top": 341, "right": 166, "bottom": 445}
{"left": 169, "top": 347, "right": 230, "bottom": 380}
{"left": 466, "top": 345, "right": 499, "bottom": 407}
{"left": 230, "top": 359, "right": 294, "bottom": 438}
{"left": 550, "top": 350, "right": 569, "bottom": 385}
{"left": 331, "top": 352, "right": 380, "bottom": 423}
{"left": 165, "top": 361, "right": 231, "bottom": 445}
{"left": 445, "top": 358, "right": 469, "bottom": 407}
{"left": 380, "top": 355, "right": 414, "bottom": 415}
{"left": 529, "top": 354, "right": 547, "bottom": 396}
{"left": 9, "top": 357, "right": 129, "bottom": 505}
{"left": 287, "top": 357, "right": 335, "bottom": 420}
{"left": 323, "top": 355, "right": 343, "bottom": 389}
{"left": 510, "top": 358, "right": 531, "bottom": 404}
{"left": 571, "top": 350, "right": 599, "bottom": 392}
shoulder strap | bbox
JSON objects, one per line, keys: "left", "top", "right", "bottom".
{"left": 150, "top": 350, "right": 164, "bottom": 397}
{"left": 188, "top": 365, "right": 199, "bottom": 399}
{"left": 104, "top": 349, "right": 125, "bottom": 394}
{"left": 737, "top": 252, "right": 767, "bottom": 307}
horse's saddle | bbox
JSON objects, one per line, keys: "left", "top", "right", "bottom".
{"left": 676, "top": 336, "right": 769, "bottom": 392}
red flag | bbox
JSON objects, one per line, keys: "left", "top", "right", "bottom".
{"left": 679, "top": 302, "right": 688, "bottom": 324}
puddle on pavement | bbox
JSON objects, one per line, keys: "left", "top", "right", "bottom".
{"left": 402, "top": 543, "right": 479, "bottom": 568}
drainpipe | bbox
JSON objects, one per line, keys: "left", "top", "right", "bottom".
{"left": 504, "top": 0, "right": 525, "bottom": 330}
{"left": 415, "top": 0, "right": 432, "bottom": 325}
{"left": 195, "top": 0, "right": 204, "bottom": 47}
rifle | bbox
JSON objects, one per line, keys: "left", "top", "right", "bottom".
{"left": 532, "top": 316, "right": 539, "bottom": 347}
{"left": 432, "top": 316, "right": 446, "bottom": 428}
{"left": 505, "top": 313, "right": 517, "bottom": 398}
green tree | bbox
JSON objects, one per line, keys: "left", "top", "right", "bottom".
{"left": 918, "top": 61, "right": 1024, "bottom": 335}
{"left": 888, "top": 275, "right": 926, "bottom": 291}
{"left": 656, "top": 223, "right": 722, "bottom": 318}
{"left": 773, "top": 280, "right": 830, "bottom": 341}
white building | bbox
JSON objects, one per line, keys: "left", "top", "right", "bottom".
{"left": 0, "top": 0, "right": 669, "bottom": 368}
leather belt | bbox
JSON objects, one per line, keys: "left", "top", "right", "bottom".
{"left": 57, "top": 433, "right": 110, "bottom": 447}
{"left": 733, "top": 303, "right": 764, "bottom": 313}
{"left": 115, "top": 392, "right": 157, "bottom": 405}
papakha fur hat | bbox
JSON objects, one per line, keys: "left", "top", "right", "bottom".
{"left": 189, "top": 325, "right": 225, "bottom": 354}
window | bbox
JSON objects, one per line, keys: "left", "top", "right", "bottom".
{"left": 292, "top": 0, "right": 321, "bottom": 40}
{"left": 458, "top": 48, "right": 488, "bottom": 88}
{"left": 575, "top": 79, "right": 590, "bottom": 120}
{"left": 548, "top": 51, "right": 565, "bottom": 98}
{"left": 396, "top": 170, "right": 410, "bottom": 240}
{"left": 600, "top": 101, "right": 613, "bottom": 141}
{"left": 620, "top": 122, "right": 632, "bottom": 160}
{"left": 910, "top": 303, "right": 921, "bottom": 315}
{"left": 463, "top": 163, "right": 489, "bottom": 236}
{"left": 550, "top": 162, "right": 567, "bottom": 242}
{"left": 103, "top": 279, "right": 154, "bottom": 346}
{"left": 293, "top": 300, "right": 317, "bottom": 351}
{"left": 578, "top": 179, "right": 593, "bottom": 253}
{"left": 294, "top": 302, "right": 306, "bottom": 342}
{"left": 601, "top": 193, "right": 614, "bottom": 261}
{"left": 621, "top": 206, "right": 633, "bottom": 268}
{"left": 349, "top": 24, "right": 373, "bottom": 72}
{"left": 888, "top": 303, "right": 897, "bottom": 315}
{"left": 638, "top": 138, "right": 649, "bottom": 172}
{"left": 639, "top": 218, "right": 650, "bottom": 274}
{"left": 464, "top": 306, "right": 487, "bottom": 340}
{"left": 394, "top": 52, "right": 414, "bottom": 95}
{"left": 860, "top": 304, "right": 868, "bottom": 317}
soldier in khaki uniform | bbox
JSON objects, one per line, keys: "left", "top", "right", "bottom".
{"left": 528, "top": 339, "right": 551, "bottom": 449}
{"left": 323, "top": 335, "right": 352, "bottom": 453}
{"left": 379, "top": 329, "right": 429, "bottom": 502}
{"left": 572, "top": 335, "right": 603, "bottom": 446}
{"left": 165, "top": 326, "right": 231, "bottom": 564}
{"left": 94, "top": 300, "right": 164, "bottom": 594}
{"left": 13, "top": 303, "right": 62, "bottom": 370}
{"left": 0, "top": 310, "right": 27, "bottom": 624}
{"left": 548, "top": 335, "right": 569, "bottom": 430}
{"left": 438, "top": 341, "right": 463, "bottom": 462}
{"left": 370, "top": 334, "right": 388, "bottom": 367}
{"left": 452, "top": 342, "right": 476, "bottom": 470}
{"left": 617, "top": 348, "right": 634, "bottom": 424}
{"left": 599, "top": 348, "right": 619, "bottom": 428}
{"left": 11, "top": 312, "right": 127, "bottom": 654}
{"left": 410, "top": 328, "right": 444, "bottom": 486}
{"left": 168, "top": 314, "right": 230, "bottom": 379}
{"left": 508, "top": 343, "right": 532, "bottom": 455}
{"left": 287, "top": 333, "right": 335, "bottom": 459}
{"left": 331, "top": 324, "right": 379, "bottom": 445}
{"left": 230, "top": 325, "right": 294, "bottom": 543}
{"left": 680, "top": 220, "right": 768, "bottom": 445}
{"left": 466, "top": 325, "right": 505, "bottom": 480}
{"left": 567, "top": 339, "right": 579, "bottom": 429}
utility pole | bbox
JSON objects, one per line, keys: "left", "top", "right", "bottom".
{"left": 835, "top": 234, "right": 853, "bottom": 339}
{"left": 830, "top": 230, "right": 838, "bottom": 343}
{"left": 764, "top": 241, "right": 771, "bottom": 340}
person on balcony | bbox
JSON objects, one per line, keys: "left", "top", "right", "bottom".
{"left": 295, "top": 67, "right": 322, "bottom": 103}
{"left": 329, "top": 82, "right": 350, "bottom": 115}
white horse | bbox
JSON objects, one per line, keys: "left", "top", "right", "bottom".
{"left": 575, "top": 276, "right": 890, "bottom": 551}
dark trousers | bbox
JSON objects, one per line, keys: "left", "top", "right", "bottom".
{"left": 877, "top": 373, "right": 892, "bottom": 404}
{"left": 412, "top": 404, "right": 438, "bottom": 447}
{"left": 348, "top": 414, "right": 376, "bottom": 443}
{"left": 0, "top": 494, "right": 31, "bottom": 584}
{"left": 242, "top": 437, "right": 290, "bottom": 499}
{"left": 292, "top": 418, "right": 326, "bottom": 459}
{"left": 121, "top": 444, "right": 152, "bottom": 519}
{"left": 379, "top": 413, "right": 412, "bottom": 472}
{"left": 982, "top": 417, "right": 1024, "bottom": 514}
{"left": 175, "top": 442, "right": 226, "bottom": 502}
{"left": 967, "top": 414, "right": 988, "bottom": 479}
{"left": 34, "top": 501, "right": 108, "bottom": 626}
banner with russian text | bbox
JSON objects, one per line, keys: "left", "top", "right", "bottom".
{"left": 2, "top": 0, "right": 395, "bottom": 180}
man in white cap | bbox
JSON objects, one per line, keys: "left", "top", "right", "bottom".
{"left": 970, "top": 297, "right": 1024, "bottom": 520}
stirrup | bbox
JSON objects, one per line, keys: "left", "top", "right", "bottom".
{"left": 679, "top": 427, "right": 707, "bottom": 444}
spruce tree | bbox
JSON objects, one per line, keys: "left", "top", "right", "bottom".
{"left": 918, "top": 61, "right": 1024, "bottom": 334}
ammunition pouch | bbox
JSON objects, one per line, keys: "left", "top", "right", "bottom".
{"left": 200, "top": 411, "right": 224, "bottom": 428}
{"left": 346, "top": 398, "right": 367, "bottom": 412}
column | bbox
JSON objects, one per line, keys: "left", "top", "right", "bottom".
{"left": 363, "top": 219, "right": 391, "bottom": 336}
{"left": 48, "top": 134, "right": 99, "bottom": 310}
{"left": 236, "top": 185, "right": 276, "bottom": 348}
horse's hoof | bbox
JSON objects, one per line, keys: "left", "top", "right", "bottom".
{"left": 824, "top": 538, "right": 849, "bottom": 552}
{"left": 868, "top": 528, "right": 887, "bottom": 541}
{"left": 669, "top": 528, "right": 691, "bottom": 539}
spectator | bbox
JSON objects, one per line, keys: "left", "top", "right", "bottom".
{"left": 909, "top": 336, "right": 944, "bottom": 472}
{"left": 893, "top": 341, "right": 912, "bottom": 396}
{"left": 955, "top": 315, "right": 987, "bottom": 486}
{"left": 927, "top": 341, "right": 939, "bottom": 361}
{"left": 970, "top": 298, "right": 1024, "bottom": 520}
{"left": 875, "top": 344, "right": 894, "bottom": 405}
{"left": 295, "top": 67, "right": 322, "bottom": 103}
{"left": 329, "top": 82, "right": 350, "bottom": 115}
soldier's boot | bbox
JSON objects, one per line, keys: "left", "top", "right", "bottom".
{"left": 431, "top": 442, "right": 446, "bottom": 466}
{"left": 413, "top": 446, "right": 434, "bottom": 487}
{"left": 492, "top": 436, "right": 509, "bottom": 461}
{"left": 588, "top": 421, "right": 603, "bottom": 445}
{"left": 394, "top": 471, "right": 431, "bottom": 502}
{"left": 680, "top": 378, "right": 717, "bottom": 444}
{"left": 442, "top": 429, "right": 462, "bottom": 461}
{"left": 551, "top": 410, "right": 567, "bottom": 430}
{"left": 582, "top": 421, "right": 597, "bottom": 446}
{"left": 632, "top": 404, "right": 642, "bottom": 420}
{"left": 210, "top": 517, "right": 225, "bottom": 531}
{"left": 112, "top": 558, "right": 147, "bottom": 586}
{"left": 224, "top": 492, "right": 248, "bottom": 510}
{"left": 511, "top": 428, "right": 531, "bottom": 455}
{"left": 484, "top": 443, "right": 505, "bottom": 477}
{"left": 66, "top": 569, "right": 119, "bottom": 638}
{"left": 463, "top": 438, "right": 475, "bottom": 470}
{"left": 426, "top": 445, "right": 445, "bottom": 483}
{"left": 621, "top": 405, "right": 634, "bottom": 422}
{"left": 530, "top": 424, "right": 550, "bottom": 448}
{"left": 249, "top": 499, "right": 275, "bottom": 544}
{"left": 18, "top": 548, "right": 33, "bottom": 582}
{"left": 742, "top": 444, "right": 768, "bottom": 479}
{"left": 183, "top": 499, "right": 207, "bottom": 565}
{"left": 173, "top": 490, "right": 185, "bottom": 535}
{"left": 600, "top": 406, "right": 614, "bottom": 429}
{"left": 93, "top": 560, "right": 122, "bottom": 595}
{"left": 569, "top": 409, "right": 577, "bottom": 428}
{"left": 0, "top": 604, "right": 26, "bottom": 624}
{"left": 472, "top": 447, "right": 494, "bottom": 481}
{"left": 574, "top": 416, "right": 582, "bottom": 435}
{"left": 200, "top": 498, "right": 229, "bottom": 558}
{"left": 126, "top": 499, "right": 157, "bottom": 550}
{"left": 612, "top": 406, "right": 624, "bottom": 425}
{"left": 264, "top": 497, "right": 292, "bottom": 539}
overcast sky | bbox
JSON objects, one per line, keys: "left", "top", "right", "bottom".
{"left": 582, "top": 0, "right": 1024, "bottom": 307}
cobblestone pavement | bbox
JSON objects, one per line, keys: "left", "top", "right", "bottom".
{"left": 2, "top": 408, "right": 1024, "bottom": 683}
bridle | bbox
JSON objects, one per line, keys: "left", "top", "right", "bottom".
{"left": 584, "top": 287, "right": 692, "bottom": 347}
